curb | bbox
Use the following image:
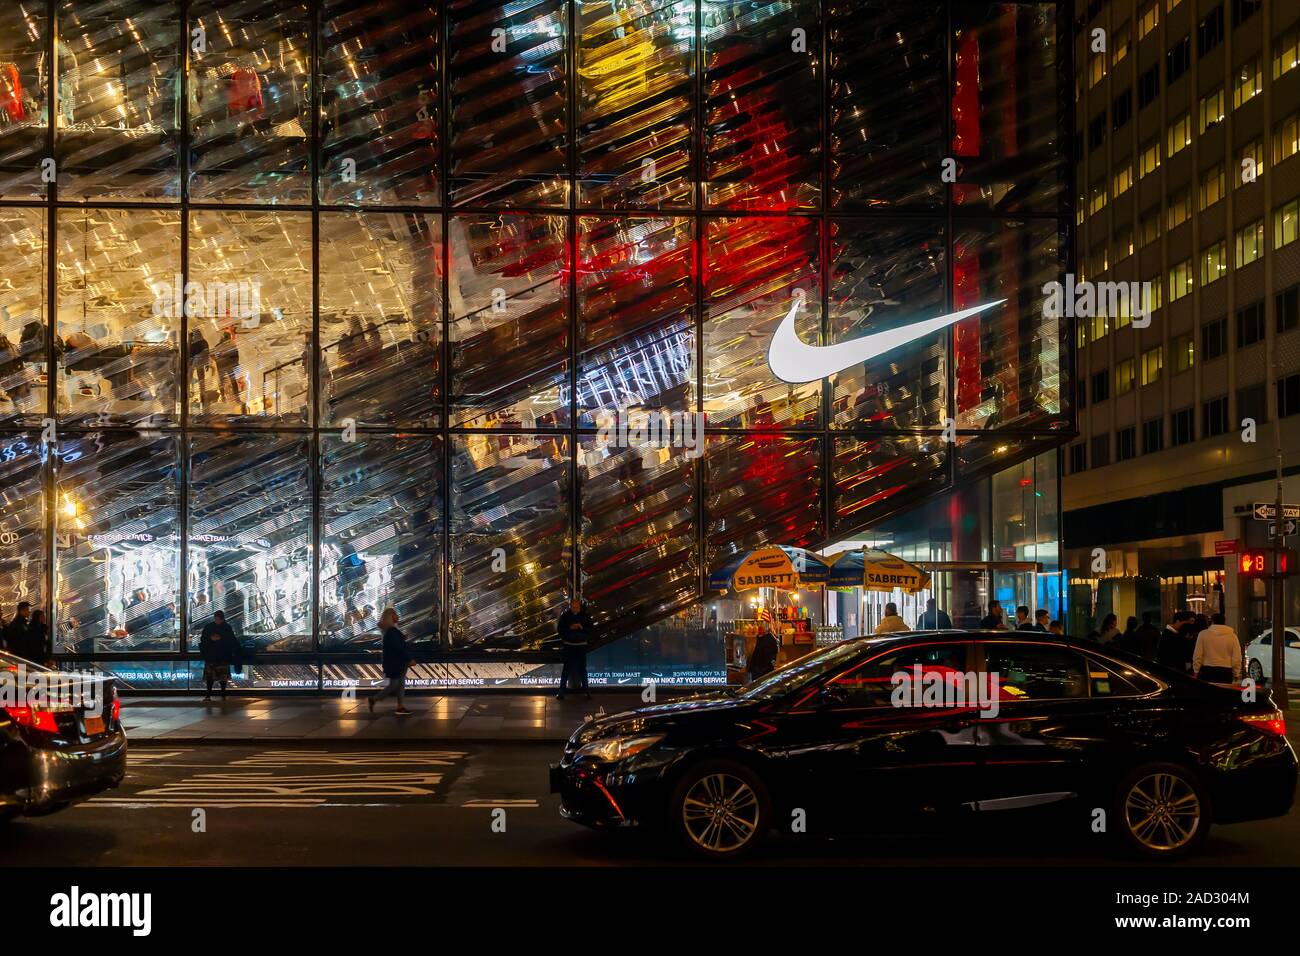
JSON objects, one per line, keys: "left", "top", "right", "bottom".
{"left": 125, "top": 735, "right": 569, "bottom": 746}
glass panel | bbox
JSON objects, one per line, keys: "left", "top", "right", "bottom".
{"left": 0, "top": 433, "right": 47, "bottom": 618}
{"left": 577, "top": 214, "right": 694, "bottom": 420}
{"left": 57, "top": 0, "right": 181, "bottom": 200}
{"left": 833, "top": 435, "right": 949, "bottom": 532}
{"left": 0, "top": 207, "right": 48, "bottom": 424}
{"left": 579, "top": 435, "right": 697, "bottom": 630}
{"left": 321, "top": 434, "right": 441, "bottom": 649}
{"left": 955, "top": 432, "right": 1038, "bottom": 479}
{"left": 705, "top": 434, "right": 822, "bottom": 571}
{"left": 319, "top": 0, "right": 440, "bottom": 206}
{"left": 450, "top": 433, "right": 570, "bottom": 649}
{"left": 951, "top": 3, "right": 1066, "bottom": 213}
{"left": 187, "top": 209, "right": 312, "bottom": 424}
{"left": 576, "top": 0, "right": 694, "bottom": 208}
{"left": 319, "top": 211, "right": 441, "bottom": 427}
{"left": 704, "top": 215, "right": 821, "bottom": 427}
{"left": 56, "top": 208, "right": 180, "bottom": 425}
{"left": 187, "top": 432, "right": 313, "bottom": 653}
{"left": 55, "top": 432, "right": 181, "bottom": 654}
{"left": 703, "top": 0, "right": 821, "bottom": 211}
{"left": 829, "top": 219, "right": 946, "bottom": 428}
{"left": 449, "top": 213, "right": 568, "bottom": 427}
{"left": 829, "top": 0, "right": 944, "bottom": 209}
{"left": 188, "top": 0, "right": 311, "bottom": 202}
{"left": 447, "top": 0, "right": 568, "bottom": 208}
{"left": 0, "top": 2, "right": 48, "bottom": 199}
{"left": 954, "top": 218, "right": 1065, "bottom": 431}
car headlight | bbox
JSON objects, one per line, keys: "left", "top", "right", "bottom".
{"left": 574, "top": 734, "right": 665, "bottom": 763}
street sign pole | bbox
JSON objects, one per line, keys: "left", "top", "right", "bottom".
{"left": 1271, "top": 353, "right": 1289, "bottom": 710}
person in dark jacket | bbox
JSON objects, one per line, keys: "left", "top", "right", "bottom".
{"left": 10, "top": 608, "right": 49, "bottom": 665}
{"left": 917, "top": 598, "right": 952, "bottom": 630}
{"left": 368, "top": 607, "right": 411, "bottom": 715}
{"left": 556, "top": 598, "right": 593, "bottom": 700}
{"left": 748, "top": 623, "right": 780, "bottom": 681}
{"left": 3, "top": 601, "right": 31, "bottom": 654}
{"left": 199, "top": 610, "right": 242, "bottom": 700}
{"left": 979, "top": 600, "right": 1007, "bottom": 629}
{"left": 1157, "top": 610, "right": 1195, "bottom": 671}
{"left": 1128, "top": 611, "right": 1162, "bottom": 659}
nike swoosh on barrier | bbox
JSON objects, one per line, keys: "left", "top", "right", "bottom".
{"left": 766, "top": 299, "right": 1006, "bottom": 385}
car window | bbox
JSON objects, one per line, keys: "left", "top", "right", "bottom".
{"left": 1083, "top": 657, "right": 1162, "bottom": 697}
{"left": 736, "top": 640, "right": 866, "bottom": 702}
{"left": 982, "top": 643, "right": 1088, "bottom": 700}
{"left": 825, "top": 643, "right": 970, "bottom": 709}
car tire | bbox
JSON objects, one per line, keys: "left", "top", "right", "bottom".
{"left": 669, "top": 759, "right": 771, "bottom": 861}
{"left": 1113, "top": 762, "right": 1210, "bottom": 860}
{"left": 1248, "top": 659, "right": 1264, "bottom": 683}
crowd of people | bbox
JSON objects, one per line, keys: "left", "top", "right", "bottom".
{"left": 0, "top": 601, "right": 51, "bottom": 666}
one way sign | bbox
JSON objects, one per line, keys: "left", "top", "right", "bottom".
{"left": 1253, "top": 502, "right": 1300, "bottom": 521}
{"left": 1270, "top": 519, "right": 1298, "bottom": 538}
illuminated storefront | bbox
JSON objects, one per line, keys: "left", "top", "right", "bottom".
{"left": 0, "top": 0, "right": 1071, "bottom": 689}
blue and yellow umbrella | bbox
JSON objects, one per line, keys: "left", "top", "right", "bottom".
{"left": 828, "top": 549, "right": 931, "bottom": 593}
{"left": 708, "top": 546, "right": 831, "bottom": 592}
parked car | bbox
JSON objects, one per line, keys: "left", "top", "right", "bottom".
{"left": 551, "top": 631, "right": 1297, "bottom": 860}
{"left": 0, "top": 651, "right": 127, "bottom": 821}
{"left": 1245, "top": 628, "right": 1300, "bottom": 683}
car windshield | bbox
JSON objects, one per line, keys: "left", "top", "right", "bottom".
{"left": 734, "top": 639, "right": 872, "bottom": 702}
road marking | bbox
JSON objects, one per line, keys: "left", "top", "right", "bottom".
{"left": 81, "top": 797, "right": 324, "bottom": 809}
{"left": 134, "top": 771, "right": 446, "bottom": 799}
{"left": 229, "top": 750, "right": 468, "bottom": 767}
{"left": 460, "top": 799, "right": 540, "bottom": 808}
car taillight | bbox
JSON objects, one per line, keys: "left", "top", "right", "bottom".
{"left": 1239, "top": 711, "right": 1287, "bottom": 738}
{"left": 4, "top": 706, "right": 61, "bottom": 734}
{"left": 112, "top": 696, "right": 121, "bottom": 722}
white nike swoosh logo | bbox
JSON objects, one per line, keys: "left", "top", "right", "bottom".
{"left": 766, "top": 299, "right": 1006, "bottom": 384}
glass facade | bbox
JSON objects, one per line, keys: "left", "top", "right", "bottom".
{"left": 0, "top": 1, "right": 1071, "bottom": 683}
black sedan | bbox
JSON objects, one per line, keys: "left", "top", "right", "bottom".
{"left": 0, "top": 652, "right": 127, "bottom": 821}
{"left": 551, "top": 631, "right": 1297, "bottom": 860}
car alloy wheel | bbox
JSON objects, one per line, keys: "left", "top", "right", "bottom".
{"left": 1248, "top": 659, "right": 1264, "bottom": 682}
{"left": 1123, "top": 770, "right": 1202, "bottom": 853}
{"left": 680, "top": 771, "right": 762, "bottom": 854}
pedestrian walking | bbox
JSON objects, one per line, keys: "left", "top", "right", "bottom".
{"left": 917, "top": 598, "right": 952, "bottom": 630}
{"left": 1157, "top": 611, "right": 1194, "bottom": 671}
{"left": 199, "top": 609, "right": 242, "bottom": 700}
{"left": 1130, "top": 611, "right": 1161, "bottom": 660}
{"left": 748, "top": 621, "right": 780, "bottom": 681}
{"left": 368, "top": 607, "right": 412, "bottom": 715}
{"left": 3, "top": 601, "right": 31, "bottom": 654}
{"left": 555, "top": 597, "right": 593, "bottom": 700}
{"left": 1193, "top": 613, "right": 1242, "bottom": 684}
{"left": 12, "top": 608, "right": 50, "bottom": 665}
{"left": 874, "top": 602, "right": 910, "bottom": 634}
{"left": 1097, "top": 613, "right": 1121, "bottom": 644}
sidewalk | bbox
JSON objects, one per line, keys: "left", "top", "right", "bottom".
{"left": 117, "top": 691, "right": 676, "bottom": 744}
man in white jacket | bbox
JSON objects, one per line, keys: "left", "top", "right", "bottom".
{"left": 1193, "top": 614, "right": 1243, "bottom": 683}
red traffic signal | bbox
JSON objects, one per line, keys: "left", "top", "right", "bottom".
{"left": 1238, "top": 548, "right": 1297, "bottom": 576}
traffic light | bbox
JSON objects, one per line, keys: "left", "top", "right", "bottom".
{"left": 1238, "top": 548, "right": 1297, "bottom": 576}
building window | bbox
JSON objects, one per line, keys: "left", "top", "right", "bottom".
{"left": 1116, "top": 358, "right": 1135, "bottom": 395}
{"left": 1198, "top": 7, "right": 1225, "bottom": 57}
{"left": 1069, "top": 443, "right": 1088, "bottom": 474}
{"left": 1147, "top": 275, "right": 1162, "bottom": 312}
{"left": 1199, "top": 163, "right": 1225, "bottom": 209}
{"left": 1276, "top": 111, "right": 1300, "bottom": 165}
{"left": 1234, "top": 57, "right": 1262, "bottom": 109}
{"left": 1235, "top": 219, "right": 1264, "bottom": 267}
{"left": 1172, "top": 331, "right": 1195, "bottom": 372}
{"left": 1199, "top": 240, "right": 1227, "bottom": 286}
{"left": 1279, "top": 373, "right": 1300, "bottom": 418}
{"left": 1089, "top": 111, "right": 1107, "bottom": 152}
{"left": 1167, "top": 186, "right": 1191, "bottom": 228}
{"left": 1117, "top": 427, "right": 1138, "bottom": 462}
{"left": 1203, "top": 396, "right": 1230, "bottom": 437}
{"left": 1199, "top": 87, "right": 1225, "bottom": 132}
{"left": 1143, "top": 417, "right": 1165, "bottom": 453}
{"left": 1116, "top": 225, "right": 1134, "bottom": 260}
{"left": 1113, "top": 22, "right": 1131, "bottom": 66}
{"left": 1166, "top": 0, "right": 1182, "bottom": 10}
{"left": 1168, "top": 259, "right": 1194, "bottom": 302}
{"left": 1090, "top": 434, "right": 1111, "bottom": 468}
{"left": 1232, "top": 0, "right": 1261, "bottom": 28}
{"left": 1141, "top": 345, "right": 1163, "bottom": 386}
{"left": 1138, "top": 63, "right": 1161, "bottom": 108}
{"left": 1076, "top": 380, "right": 1087, "bottom": 410}
{"left": 1274, "top": 22, "right": 1300, "bottom": 79}
{"left": 1168, "top": 112, "right": 1192, "bottom": 157}
{"left": 1236, "top": 300, "right": 1266, "bottom": 347}
{"left": 1113, "top": 89, "right": 1133, "bottom": 131}
{"left": 1139, "top": 137, "right": 1161, "bottom": 178}
{"left": 1140, "top": 205, "right": 1162, "bottom": 245}
{"left": 1089, "top": 179, "right": 1108, "bottom": 215}
{"left": 1276, "top": 197, "right": 1300, "bottom": 249}
{"left": 1202, "top": 317, "right": 1228, "bottom": 359}
{"left": 1239, "top": 138, "right": 1265, "bottom": 182}
{"left": 1167, "top": 35, "right": 1192, "bottom": 84}
{"left": 1089, "top": 53, "right": 1108, "bottom": 88}
{"left": 1113, "top": 163, "right": 1133, "bottom": 198}
{"left": 1092, "top": 369, "right": 1110, "bottom": 403}
{"left": 1088, "top": 314, "right": 1110, "bottom": 343}
{"left": 1139, "top": 2, "right": 1160, "bottom": 39}
{"left": 1172, "top": 406, "right": 1196, "bottom": 445}
{"left": 1238, "top": 383, "right": 1268, "bottom": 426}
{"left": 1278, "top": 285, "right": 1299, "bottom": 333}
{"left": 1090, "top": 243, "right": 1110, "bottom": 276}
